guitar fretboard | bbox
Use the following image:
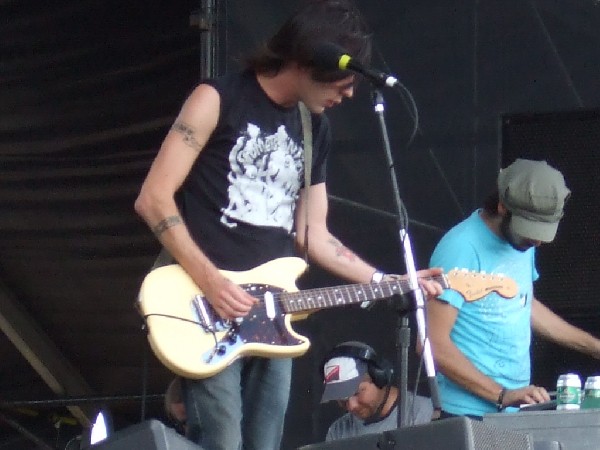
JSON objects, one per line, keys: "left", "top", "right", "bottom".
{"left": 281, "top": 274, "right": 448, "bottom": 313}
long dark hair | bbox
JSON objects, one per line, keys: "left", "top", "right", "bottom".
{"left": 246, "top": 0, "right": 372, "bottom": 82}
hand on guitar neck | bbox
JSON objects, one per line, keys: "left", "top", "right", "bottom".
{"left": 382, "top": 268, "right": 445, "bottom": 299}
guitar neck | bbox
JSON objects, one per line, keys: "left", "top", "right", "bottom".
{"left": 281, "top": 274, "right": 448, "bottom": 313}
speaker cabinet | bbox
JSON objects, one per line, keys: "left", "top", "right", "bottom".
{"left": 90, "top": 419, "right": 202, "bottom": 450}
{"left": 485, "top": 409, "right": 600, "bottom": 450}
{"left": 298, "top": 417, "right": 533, "bottom": 450}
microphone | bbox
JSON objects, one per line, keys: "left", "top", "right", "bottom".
{"left": 312, "top": 42, "right": 400, "bottom": 89}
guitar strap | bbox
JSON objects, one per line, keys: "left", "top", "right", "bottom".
{"left": 298, "top": 101, "right": 312, "bottom": 265}
{"left": 152, "top": 246, "right": 174, "bottom": 269}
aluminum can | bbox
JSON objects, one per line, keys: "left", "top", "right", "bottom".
{"left": 581, "top": 375, "right": 600, "bottom": 409}
{"left": 556, "top": 373, "right": 581, "bottom": 410}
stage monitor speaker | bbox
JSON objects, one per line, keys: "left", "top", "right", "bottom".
{"left": 485, "top": 409, "right": 600, "bottom": 450}
{"left": 297, "top": 417, "right": 533, "bottom": 450}
{"left": 90, "top": 419, "right": 203, "bottom": 450}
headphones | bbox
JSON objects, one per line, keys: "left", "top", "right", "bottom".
{"left": 322, "top": 341, "right": 394, "bottom": 389}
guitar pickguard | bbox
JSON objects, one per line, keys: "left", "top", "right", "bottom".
{"left": 192, "top": 284, "right": 305, "bottom": 367}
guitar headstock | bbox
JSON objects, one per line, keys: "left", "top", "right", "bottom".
{"left": 445, "top": 269, "right": 518, "bottom": 302}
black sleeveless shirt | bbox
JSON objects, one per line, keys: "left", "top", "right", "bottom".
{"left": 179, "top": 70, "right": 330, "bottom": 271}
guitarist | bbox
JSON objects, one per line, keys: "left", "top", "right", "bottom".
{"left": 134, "top": 1, "right": 444, "bottom": 449}
{"left": 426, "top": 159, "right": 600, "bottom": 419}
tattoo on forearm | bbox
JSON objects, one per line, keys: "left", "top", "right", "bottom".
{"left": 171, "top": 121, "right": 203, "bottom": 153}
{"left": 152, "top": 215, "right": 183, "bottom": 237}
{"left": 328, "top": 238, "right": 357, "bottom": 262}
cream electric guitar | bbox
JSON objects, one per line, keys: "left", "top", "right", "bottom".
{"left": 138, "top": 257, "right": 517, "bottom": 379}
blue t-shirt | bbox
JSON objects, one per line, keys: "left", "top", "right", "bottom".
{"left": 429, "top": 210, "right": 539, "bottom": 416}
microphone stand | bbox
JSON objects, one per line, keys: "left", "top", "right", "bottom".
{"left": 370, "top": 89, "right": 441, "bottom": 428}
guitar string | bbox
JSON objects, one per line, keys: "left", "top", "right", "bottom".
{"left": 142, "top": 275, "right": 448, "bottom": 325}
{"left": 139, "top": 279, "right": 408, "bottom": 326}
{"left": 272, "top": 275, "right": 447, "bottom": 313}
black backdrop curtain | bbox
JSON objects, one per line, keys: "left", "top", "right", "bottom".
{"left": 1, "top": 1, "right": 600, "bottom": 448}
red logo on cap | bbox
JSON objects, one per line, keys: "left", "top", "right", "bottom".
{"left": 324, "top": 365, "right": 340, "bottom": 382}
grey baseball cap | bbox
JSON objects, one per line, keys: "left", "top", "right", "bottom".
{"left": 498, "top": 159, "right": 571, "bottom": 242}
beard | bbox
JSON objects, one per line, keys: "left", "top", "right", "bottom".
{"left": 500, "top": 213, "right": 535, "bottom": 252}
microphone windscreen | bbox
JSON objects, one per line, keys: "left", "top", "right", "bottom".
{"left": 311, "top": 42, "right": 347, "bottom": 71}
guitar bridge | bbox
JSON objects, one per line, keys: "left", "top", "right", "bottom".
{"left": 193, "top": 294, "right": 216, "bottom": 333}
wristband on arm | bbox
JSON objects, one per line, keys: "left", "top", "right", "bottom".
{"left": 361, "top": 271, "right": 385, "bottom": 309}
{"left": 496, "top": 386, "right": 507, "bottom": 411}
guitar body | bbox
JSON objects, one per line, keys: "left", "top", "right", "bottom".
{"left": 138, "top": 257, "right": 310, "bottom": 379}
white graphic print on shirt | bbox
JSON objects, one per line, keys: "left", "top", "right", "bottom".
{"left": 221, "top": 123, "right": 304, "bottom": 232}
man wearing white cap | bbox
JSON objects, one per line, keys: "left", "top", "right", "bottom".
{"left": 426, "top": 159, "right": 600, "bottom": 418}
{"left": 320, "top": 341, "right": 432, "bottom": 441}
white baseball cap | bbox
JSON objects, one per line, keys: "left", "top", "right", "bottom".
{"left": 320, "top": 356, "right": 367, "bottom": 403}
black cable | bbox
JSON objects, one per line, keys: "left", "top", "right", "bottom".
{"left": 0, "top": 394, "right": 164, "bottom": 409}
{"left": 363, "top": 384, "right": 392, "bottom": 425}
{"left": 409, "top": 344, "right": 426, "bottom": 425}
{"left": 140, "top": 331, "right": 148, "bottom": 422}
{"left": 143, "top": 313, "right": 201, "bottom": 326}
{"left": 143, "top": 313, "right": 219, "bottom": 347}
{"left": 373, "top": 45, "right": 421, "bottom": 148}
{"left": 64, "top": 435, "right": 81, "bottom": 450}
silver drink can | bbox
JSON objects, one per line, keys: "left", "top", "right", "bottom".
{"left": 582, "top": 376, "right": 600, "bottom": 409}
{"left": 556, "top": 373, "right": 582, "bottom": 410}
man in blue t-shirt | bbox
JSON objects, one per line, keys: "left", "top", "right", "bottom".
{"left": 427, "top": 159, "right": 600, "bottom": 418}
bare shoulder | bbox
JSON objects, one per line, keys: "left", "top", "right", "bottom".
{"left": 178, "top": 83, "right": 221, "bottom": 121}
{"left": 186, "top": 83, "right": 220, "bottom": 106}
{"left": 168, "top": 83, "right": 222, "bottom": 153}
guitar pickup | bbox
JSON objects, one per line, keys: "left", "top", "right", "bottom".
{"left": 264, "top": 291, "right": 276, "bottom": 320}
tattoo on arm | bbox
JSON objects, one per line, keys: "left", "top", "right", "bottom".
{"left": 328, "top": 238, "right": 357, "bottom": 262}
{"left": 171, "top": 121, "right": 203, "bottom": 153}
{"left": 152, "top": 215, "right": 183, "bottom": 237}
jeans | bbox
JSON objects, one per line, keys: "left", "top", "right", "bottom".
{"left": 184, "top": 357, "right": 292, "bottom": 450}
